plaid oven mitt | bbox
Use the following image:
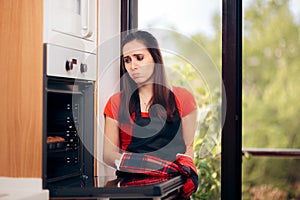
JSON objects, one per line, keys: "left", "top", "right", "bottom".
{"left": 119, "top": 176, "right": 169, "bottom": 187}
{"left": 175, "top": 154, "right": 199, "bottom": 199}
{"left": 115, "top": 152, "right": 198, "bottom": 199}
{"left": 115, "top": 153, "right": 182, "bottom": 177}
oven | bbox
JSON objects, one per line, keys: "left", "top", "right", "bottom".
{"left": 42, "top": 44, "right": 96, "bottom": 193}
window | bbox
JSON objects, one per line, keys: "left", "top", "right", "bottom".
{"left": 242, "top": 0, "right": 300, "bottom": 199}
{"left": 137, "top": 1, "right": 222, "bottom": 199}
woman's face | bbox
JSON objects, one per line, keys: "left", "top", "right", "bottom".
{"left": 122, "top": 40, "right": 155, "bottom": 85}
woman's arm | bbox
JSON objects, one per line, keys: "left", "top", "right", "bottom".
{"left": 181, "top": 109, "right": 198, "bottom": 158}
{"left": 103, "top": 116, "right": 122, "bottom": 167}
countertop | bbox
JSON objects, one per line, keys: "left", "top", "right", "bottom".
{"left": 0, "top": 177, "right": 49, "bottom": 200}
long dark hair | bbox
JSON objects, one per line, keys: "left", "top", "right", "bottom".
{"left": 119, "top": 30, "right": 176, "bottom": 123}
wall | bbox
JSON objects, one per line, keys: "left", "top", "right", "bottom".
{"left": 97, "top": 0, "right": 121, "bottom": 174}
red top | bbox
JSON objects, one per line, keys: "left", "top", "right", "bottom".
{"left": 104, "top": 86, "right": 197, "bottom": 150}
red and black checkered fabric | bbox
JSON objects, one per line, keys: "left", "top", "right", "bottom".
{"left": 119, "top": 176, "right": 169, "bottom": 187}
{"left": 118, "top": 153, "right": 182, "bottom": 177}
{"left": 118, "top": 153, "right": 198, "bottom": 199}
{"left": 175, "top": 154, "right": 199, "bottom": 199}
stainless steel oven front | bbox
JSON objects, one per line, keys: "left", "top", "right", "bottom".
{"left": 42, "top": 44, "right": 96, "bottom": 195}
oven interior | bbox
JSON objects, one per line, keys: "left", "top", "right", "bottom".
{"left": 43, "top": 77, "right": 94, "bottom": 188}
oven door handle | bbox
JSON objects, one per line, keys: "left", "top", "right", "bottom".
{"left": 46, "top": 88, "right": 83, "bottom": 95}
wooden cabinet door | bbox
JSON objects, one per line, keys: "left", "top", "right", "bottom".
{"left": 0, "top": 0, "right": 43, "bottom": 178}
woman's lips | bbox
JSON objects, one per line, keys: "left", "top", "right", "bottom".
{"left": 131, "top": 73, "right": 140, "bottom": 79}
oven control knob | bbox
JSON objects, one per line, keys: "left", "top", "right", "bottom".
{"left": 65, "top": 60, "right": 73, "bottom": 71}
{"left": 80, "top": 63, "right": 88, "bottom": 73}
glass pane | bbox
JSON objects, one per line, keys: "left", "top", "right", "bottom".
{"left": 138, "top": 1, "right": 222, "bottom": 199}
{"left": 243, "top": 0, "right": 300, "bottom": 149}
{"left": 242, "top": 157, "right": 300, "bottom": 199}
{"left": 242, "top": 0, "right": 300, "bottom": 199}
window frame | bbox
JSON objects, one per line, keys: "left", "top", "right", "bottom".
{"left": 221, "top": 0, "right": 242, "bottom": 199}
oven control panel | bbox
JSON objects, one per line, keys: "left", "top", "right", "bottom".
{"left": 45, "top": 44, "right": 96, "bottom": 81}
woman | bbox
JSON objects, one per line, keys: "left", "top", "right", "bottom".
{"left": 103, "top": 30, "right": 198, "bottom": 199}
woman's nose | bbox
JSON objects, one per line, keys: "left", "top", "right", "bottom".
{"left": 130, "top": 59, "right": 138, "bottom": 70}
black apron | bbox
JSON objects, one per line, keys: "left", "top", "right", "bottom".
{"left": 126, "top": 91, "right": 186, "bottom": 162}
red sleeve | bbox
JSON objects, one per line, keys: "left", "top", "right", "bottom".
{"left": 103, "top": 92, "right": 121, "bottom": 120}
{"left": 173, "top": 87, "right": 197, "bottom": 117}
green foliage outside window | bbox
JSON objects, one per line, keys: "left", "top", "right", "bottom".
{"left": 242, "top": 0, "right": 300, "bottom": 199}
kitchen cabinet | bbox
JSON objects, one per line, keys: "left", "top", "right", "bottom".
{"left": 0, "top": 0, "right": 43, "bottom": 177}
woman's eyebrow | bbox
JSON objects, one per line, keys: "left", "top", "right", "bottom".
{"left": 133, "top": 53, "right": 143, "bottom": 56}
{"left": 123, "top": 53, "right": 143, "bottom": 57}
